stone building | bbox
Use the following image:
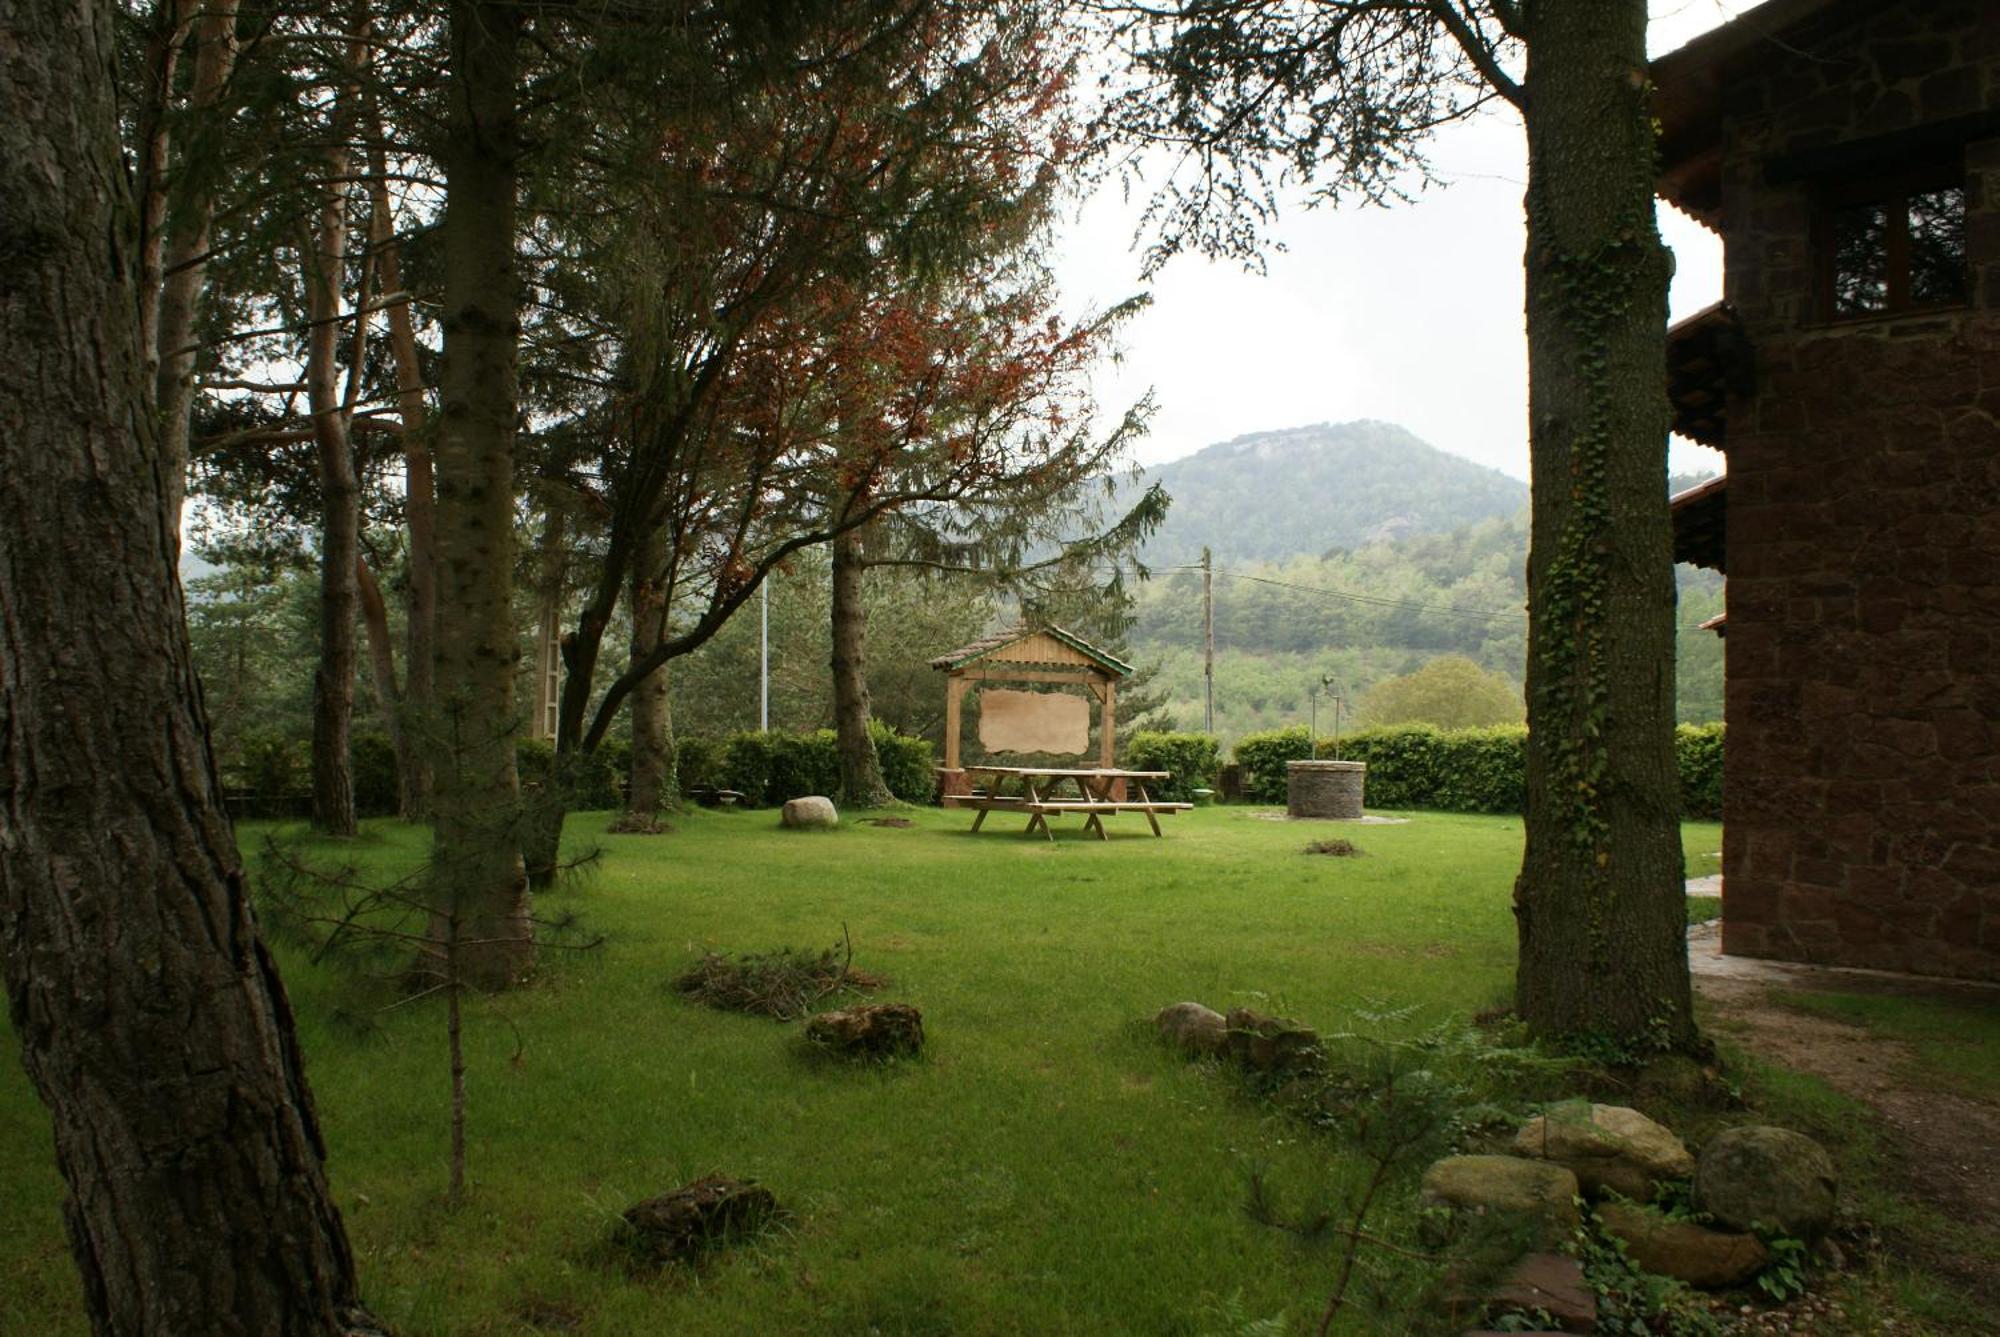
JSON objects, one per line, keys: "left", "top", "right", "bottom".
{"left": 1657, "top": 0, "right": 2000, "bottom": 981}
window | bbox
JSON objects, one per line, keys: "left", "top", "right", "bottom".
{"left": 1819, "top": 172, "right": 1968, "bottom": 319}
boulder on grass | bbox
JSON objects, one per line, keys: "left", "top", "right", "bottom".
{"left": 780, "top": 796, "right": 839, "bottom": 829}
{"left": 1155, "top": 1002, "right": 1227, "bottom": 1057}
{"left": 1696, "top": 1125, "right": 1837, "bottom": 1240}
{"left": 1513, "top": 1101, "right": 1695, "bottom": 1201}
{"left": 1223, "top": 1007, "right": 1322, "bottom": 1074}
{"left": 619, "top": 1175, "right": 779, "bottom": 1265}
{"left": 1596, "top": 1201, "right": 1771, "bottom": 1288}
{"left": 805, "top": 1002, "right": 924, "bottom": 1058}
{"left": 1420, "top": 1155, "right": 1580, "bottom": 1248}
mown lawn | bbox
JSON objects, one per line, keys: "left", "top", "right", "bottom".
{"left": 5, "top": 806, "right": 1715, "bottom": 1334}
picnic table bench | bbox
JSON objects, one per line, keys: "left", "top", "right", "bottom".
{"left": 955, "top": 765, "right": 1192, "bottom": 841}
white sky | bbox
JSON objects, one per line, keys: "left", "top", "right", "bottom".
{"left": 1056, "top": 0, "right": 1755, "bottom": 481}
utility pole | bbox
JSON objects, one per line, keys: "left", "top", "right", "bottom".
{"left": 759, "top": 576, "right": 770, "bottom": 732}
{"left": 1202, "top": 546, "right": 1214, "bottom": 734}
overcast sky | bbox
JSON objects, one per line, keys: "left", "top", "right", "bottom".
{"left": 1055, "top": 0, "right": 1754, "bottom": 482}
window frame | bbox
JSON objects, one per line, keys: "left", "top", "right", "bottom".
{"left": 1813, "top": 162, "right": 1968, "bottom": 322}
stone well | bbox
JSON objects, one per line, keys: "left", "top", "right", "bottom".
{"left": 1286, "top": 760, "right": 1366, "bottom": 819}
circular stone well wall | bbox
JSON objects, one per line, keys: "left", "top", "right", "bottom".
{"left": 1286, "top": 760, "right": 1366, "bottom": 819}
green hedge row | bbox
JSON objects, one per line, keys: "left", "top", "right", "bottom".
{"left": 516, "top": 737, "right": 632, "bottom": 811}
{"left": 680, "top": 724, "right": 934, "bottom": 807}
{"left": 1225, "top": 722, "right": 1725, "bottom": 818}
{"left": 1125, "top": 731, "right": 1222, "bottom": 803}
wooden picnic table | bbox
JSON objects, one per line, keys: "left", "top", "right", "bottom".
{"left": 956, "top": 765, "right": 1192, "bottom": 841}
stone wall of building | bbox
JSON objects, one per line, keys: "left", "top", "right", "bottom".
{"left": 1714, "top": 0, "right": 2000, "bottom": 980}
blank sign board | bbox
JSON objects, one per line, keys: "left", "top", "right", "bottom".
{"left": 977, "top": 689, "right": 1090, "bottom": 755}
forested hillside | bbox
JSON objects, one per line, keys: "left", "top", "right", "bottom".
{"left": 1126, "top": 497, "right": 1725, "bottom": 743}
{"left": 1126, "top": 420, "right": 1530, "bottom": 565}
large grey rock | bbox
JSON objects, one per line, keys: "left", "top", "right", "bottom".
{"left": 780, "top": 795, "right": 838, "bottom": 829}
{"left": 1223, "top": 1007, "right": 1322, "bottom": 1074}
{"left": 1596, "top": 1201, "right": 1771, "bottom": 1288}
{"left": 1421, "top": 1155, "right": 1580, "bottom": 1246}
{"left": 1695, "top": 1125, "right": 1838, "bottom": 1240}
{"left": 1155, "top": 1001, "right": 1228, "bottom": 1057}
{"left": 619, "top": 1175, "right": 779, "bottom": 1264}
{"left": 1513, "top": 1102, "right": 1695, "bottom": 1201}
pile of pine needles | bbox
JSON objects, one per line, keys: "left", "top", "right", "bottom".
{"left": 671, "top": 928, "right": 885, "bottom": 1021}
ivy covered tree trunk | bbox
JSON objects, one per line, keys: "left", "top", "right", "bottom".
{"left": 830, "top": 529, "right": 892, "bottom": 807}
{"left": 432, "top": 0, "right": 533, "bottom": 987}
{"left": 1513, "top": 0, "right": 1695, "bottom": 1050}
{"left": 618, "top": 525, "right": 677, "bottom": 831}
{"left": 0, "top": 0, "right": 365, "bottom": 1324}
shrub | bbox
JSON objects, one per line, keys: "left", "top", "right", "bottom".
{"left": 1233, "top": 721, "right": 1723, "bottom": 818}
{"left": 235, "top": 729, "right": 304, "bottom": 807}
{"left": 1341, "top": 725, "right": 1525, "bottom": 814}
{"left": 674, "top": 735, "right": 727, "bottom": 796}
{"left": 1676, "top": 724, "right": 1724, "bottom": 820}
{"left": 515, "top": 737, "right": 624, "bottom": 811}
{"left": 720, "top": 732, "right": 775, "bottom": 805}
{"left": 1125, "top": 730, "right": 1222, "bottom": 803}
{"left": 1233, "top": 726, "right": 1313, "bottom": 803}
{"left": 351, "top": 732, "right": 401, "bottom": 817}
{"left": 870, "top": 722, "right": 935, "bottom": 804}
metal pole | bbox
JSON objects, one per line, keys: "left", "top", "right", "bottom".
{"left": 1202, "top": 546, "right": 1214, "bottom": 734}
{"left": 759, "top": 576, "right": 770, "bottom": 733}
{"left": 1309, "top": 684, "right": 1318, "bottom": 759}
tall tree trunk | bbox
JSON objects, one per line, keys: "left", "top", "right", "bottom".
{"left": 134, "top": 0, "right": 186, "bottom": 369}
{"left": 0, "top": 0, "right": 364, "bottom": 1325}
{"left": 356, "top": 553, "right": 408, "bottom": 813}
{"left": 307, "top": 105, "right": 360, "bottom": 838}
{"left": 432, "top": 0, "right": 533, "bottom": 987}
{"left": 1513, "top": 0, "right": 1695, "bottom": 1050}
{"left": 618, "top": 524, "right": 677, "bottom": 829}
{"left": 153, "top": 0, "right": 241, "bottom": 525}
{"left": 831, "top": 529, "right": 892, "bottom": 806}
{"left": 368, "top": 116, "right": 436, "bottom": 820}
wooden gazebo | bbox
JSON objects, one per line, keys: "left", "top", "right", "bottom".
{"left": 929, "top": 625, "right": 1133, "bottom": 802}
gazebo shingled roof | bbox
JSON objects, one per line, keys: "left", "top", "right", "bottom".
{"left": 928, "top": 624, "right": 1133, "bottom": 678}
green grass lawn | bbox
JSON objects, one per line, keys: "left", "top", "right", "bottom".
{"left": 0, "top": 807, "right": 1747, "bottom": 1335}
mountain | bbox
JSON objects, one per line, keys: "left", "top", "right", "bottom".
{"left": 1128, "top": 420, "right": 1529, "bottom": 566}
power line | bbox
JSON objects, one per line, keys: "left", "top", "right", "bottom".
{"left": 1206, "top": 566, "right": 1524, "bottom": 624}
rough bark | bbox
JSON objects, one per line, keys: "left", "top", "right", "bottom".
{"left": 152, "top": 0, "right": 241, "bottom": 525}
{"left": 368, "top": 117, "right": 436, "bottom": 820}
{"left": 1512, "top": 0, "right": 1695, "bottom": 1050}
{"left": 0, "top": 0, "right": 365, "bottom": 1326}
{"left": 356, "top": 554, "right": 407, "bottom": 813}
{"left": 830, "top": 529, "right": 892, "bottom": 806}
{"left": 620, "top": 524, "right": 677, "bottom": 827}
{"left": 432, "top": 0, "right": 533, "bottom": 987}
{"left": 307, "top": 95, "right": 361, "bottom": 838}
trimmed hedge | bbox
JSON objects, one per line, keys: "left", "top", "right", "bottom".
{"left": 698, "top": 726, "right": 935, "bottom": 807}
{"left": 516, "top": 738, "right": 627, "bottom": 811}
{"left": 1233, "top": 726, "right": 1313, "bottom": 803}
{"left": 1125, "top": 731, "right": 1222, "bottom": 803}
{"left": 1233, "top": 722, "right": 1724, "bottom": 818}
{"left": 1676, "top": 723, "right": 1724, "bottom": 820}
{"left": 871, "top": 721, "right": 936, "bottom": 805}
{"left": 1338, "top": 725, "right": 1524, "bottom": 814}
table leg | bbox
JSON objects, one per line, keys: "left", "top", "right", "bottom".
{"left": 970, "top": 806, "right": 990, "bottom": 833}
{"left": 1023, "top": 779, "right": 1055, "bottom": 841}
{"left": 1136, "top": 781, "right": 1163, "bottom": 836}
